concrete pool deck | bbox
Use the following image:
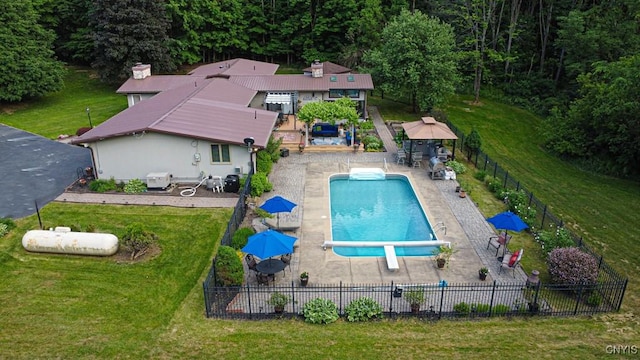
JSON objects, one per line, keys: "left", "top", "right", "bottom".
{"left": 258, "top": 155, "right": 526, "bottom": 287}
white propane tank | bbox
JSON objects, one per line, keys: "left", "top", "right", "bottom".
{"left": 22, "top": 227, "right": 119, "bottom": 256}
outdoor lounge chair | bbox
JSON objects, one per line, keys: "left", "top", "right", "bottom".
{"left": 499, "top": 248, "right": 523, "bottom": 277}
{"left": 264, "top": 216, "right": 301, "bottom": 231}
{"left": 487, "top": 232, "right": 512, "bottom": 257}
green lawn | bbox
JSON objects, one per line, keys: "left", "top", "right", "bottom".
{"left": 0, "top": 67, "right": 127, "bottom": 139}
{"left": 1, "top": 71, "right": 638, "bottom": 358}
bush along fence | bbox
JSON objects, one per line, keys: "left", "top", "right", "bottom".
{"left": 203, "top": 279, "right": 625, "bottom": 319}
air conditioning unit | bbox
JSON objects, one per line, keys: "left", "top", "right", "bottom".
{"left": 234, "top": 166, "right": 243, "bottom": 174}
{"left": 146, "top": 172, "right": 171, "bottom": 189}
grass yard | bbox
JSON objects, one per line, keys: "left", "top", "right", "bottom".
{"left": 0, "top": 204, "right": 636, "bottom": 359}
{"left": 0, "top": 69, "right": 638, "bottom": 358}
{"left": 0, "top": 67, "right": 127, "bottom": 139}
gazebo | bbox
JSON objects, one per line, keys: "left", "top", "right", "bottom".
{"left": 400, "top": 117, "right": 458, "bottom": 165}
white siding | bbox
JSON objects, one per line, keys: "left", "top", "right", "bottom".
{"left": 89, "top": 132, "right": 251, "bottom": 183}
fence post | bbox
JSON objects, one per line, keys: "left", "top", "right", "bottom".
{"left": 483, "top": 154, "right": 489, "bottom": 171}
{"left": 516, "top": 181, "right": 520, "bottom": 191}
{"left": 203, "top": 282, "right": 211, "bottom": 318}
{"left": 489, "top": 281, "right": 497, "bottom": 317}
{"left": 503, "top": 171, "right": 508, "bottom": 188}
{"left": 389, "top": 281, "right": 395, "bottom": 314}
{"left": 339, "top": 281, "right": 343, "bottom": 316}
{"left": 474, "top": 151, "right": 479, "bottom": 167}
{"left": 291, "top": 281, "right": 296, "bottom": 315}
{"left": 247, "top": 285, "right": 253, "bottom": 319}
{"left": 617, "top": 279, "right": 628, "bottom": 311}
{"left": 541, "top": 205, "right": 547, "bottom": 228}
{"left": 493, "top": 162, "right": 498, "bottom": 178}
{"left": 528, "top": 192, "right": 534, "bottom": 206}
{"left": 438, "top": 283, "right": 445, "bottom": 319}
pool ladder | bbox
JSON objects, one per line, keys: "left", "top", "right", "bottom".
{"left": 434, "top": 222, "right": 447, "bottom": 236}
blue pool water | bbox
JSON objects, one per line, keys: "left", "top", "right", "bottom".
{"left": 329, "top": 173, "right": 438, "bottom": 257}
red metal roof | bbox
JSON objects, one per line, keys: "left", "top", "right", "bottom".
{"left": 116, "top": 75, "right": 196, "bottom": 94}
{"left": 229, "top": 74, "right": 374, "bottom": 91}
{"left": 188, "top": 58, "right": 278, "bottom": 77}
{"left": 302, "top": 61, "right": 352, "bottom": 74}
{"left": 73, "top": 78, "right": 276, "bottom": 148}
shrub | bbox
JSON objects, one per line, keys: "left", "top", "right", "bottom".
{"left": 474, "top": 170, "right": 488, "bottom": 182}
{"left": 447, "top": 160, "right": 466, "bottom": 174}
{"left": 250, "top": 172, "right": 268, "bottom": 196}
{"left": 486, "top": 177, "right": 504, "bottom": 196}
{"left": 0, "top": 218, "right": 16, "bottom": 237}
{"left": 500, "top": 188, "right": 527, "bottom": 213}
{"left": 534, "top": 227, "right": 575, "bottom": 254}
{"left": 547, "top": 247, "right": 599, "bottom": 286}
{"left": 464, "top": 128, "right": 482, "bottom": 158}
{"left": 89, "top": 178, "right": 118, "bottom": 192}
{"left": 256, "top": 151, "right": 273, "bottom": 175}
{"left": 492, "top": 304, "right": 511, "bottom": 314}
{"left": 303, "top": 298, "right": 339, "bottom": 324}
{"left": 453, "top": 302, "right": 470, "bottom": 315}
{"left": 231, "top": 227, "right": 255, "bottom": 250}
{"left": 344, "top": 297, "right": 383, "bottom": 322}
{"left": 265, "top": 136, "right": 283, "bottom": 163}
{"left": 214, "top": 246, "right": 244, "bottom": 286}
{"left": 586, "top": 292, "right": 602, "bottom": 307}
{"left": 121, "top": 222, "right": 157, "bottom": 260}
{"left": 124, "top": 178, "right": 147, "bottom": 193}
{"left": 362, "top": 135, "right": 383, "bottom": 152}
{"left": 471, "top": 303, "right": 491, "bottom": 314}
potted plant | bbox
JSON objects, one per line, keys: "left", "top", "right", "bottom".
{"left": 266, "top": 291, "right": 292, "bottom": 314}
{"left": 435, "top": 245, "right": 454, "bottom": 269}
{"left": 404, "top": 287, "right": 426, "bottom": 314}
{"left": 479, "top": 267, "right": 489, "bottom": 280}
{"left": 300, "top": 271, "right": 309, "bottom": 286}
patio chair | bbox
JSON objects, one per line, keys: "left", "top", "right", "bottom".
{"left": 256, "top": 272, "right": 271, "bottom": 285}
{"left": 245, "top": 254, "right": 258, "bottom": 272}
{"left": 281, "top": 253, "right": 292, "bottom": 272}
{"left": 396, "top": 150, "right": 406, "bottom": 165}
{"left": 487, "top": 232, "right": 512, "bottom": 257}
{"left": 499, "top": 248, "right": 523, "bottom": 277}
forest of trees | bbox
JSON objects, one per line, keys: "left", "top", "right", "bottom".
{"left": 2, "top": 0, "right": 639, "bottom": 175}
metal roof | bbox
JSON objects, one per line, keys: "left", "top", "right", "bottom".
{"left": 228, "top": 74, "right": 374, "bottom": 91}
{"left": 187, "top": 58, "right": 279, "bottom": 77}
{"left": 302, "top": 61, "right": 352, "bottom": 74}
{"left": 116, "top": 75, "right": 196, "bottom": 94}
{"left": 73, "top": 78, "right": 276, "bottom": 148}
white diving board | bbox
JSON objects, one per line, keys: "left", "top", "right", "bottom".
{"left": 384, "top": 245, "right": 399, "bottom": 271}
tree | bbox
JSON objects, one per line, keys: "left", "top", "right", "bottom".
{"left": 542, "top": 55, "right": 640, "bottom": 176}
{"left": 0, "top": 0, "right": 65, "bottom": 102}
{"left": 363, "top": 9, "right": 459, "bottom": 113}
{"left": 90, "top": 0, "right": 175, "bottom": 83}
{"left": 464, "top": 128, "right": 482, "bottom": 159}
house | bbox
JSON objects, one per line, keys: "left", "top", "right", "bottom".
{"left": 72, "top": 59, "right": 373, "bottom": 185}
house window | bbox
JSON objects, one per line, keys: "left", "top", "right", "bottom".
{"left": 329, "top": 89, "right": 345, "bottom": 98}
{"left": 132, "top": 94, "right": 142, "bottom": 105}
{"left": 347, "top": 89, "right": 359, "bottom": 98}
{"left": 211, "top": 144, "right": 231, "bottom": 163}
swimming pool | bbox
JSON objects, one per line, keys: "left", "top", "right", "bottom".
{"left": 328, "top": 171, "right": 439, "bottom": 257}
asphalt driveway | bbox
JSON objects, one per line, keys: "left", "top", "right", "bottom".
{"left": 0, "top": 124, "right": 91, "bottom": 219}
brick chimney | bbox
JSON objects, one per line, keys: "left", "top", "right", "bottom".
{"left": 311, "top": 60, "right": 323, "bottom": 78}
{"left": 132, "top": 63, "right": 151, "bottom": 80}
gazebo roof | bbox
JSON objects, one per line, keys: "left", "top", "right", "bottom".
{"left": 401, "top": 117, "right": 458, "bottom": 140}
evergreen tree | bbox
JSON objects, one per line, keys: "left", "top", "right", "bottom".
{"left": 0, "top": 0, "right": 65, "bottom": 102}
{"left": 91, "top": 0, "right": 175, "bottom": 83}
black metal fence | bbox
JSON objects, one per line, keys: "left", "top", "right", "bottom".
{"left": 203, "top": 279, "right": 626, "bottom": 319}
{"left": 202, "top": 130, "right": 628, "bottom": 319}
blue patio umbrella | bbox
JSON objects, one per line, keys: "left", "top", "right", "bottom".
{"left": 242, "top": 229, "right": 297, "bottom": 259}
{"left": 259, "top": 195, "right": 297, "bottom": 229}
{"left": 486, "top": 211, "right": 529, "bottom": 234}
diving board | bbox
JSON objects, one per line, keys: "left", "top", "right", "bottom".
{"left": 384, "top": 245, "right": 399, "bottom": 271}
